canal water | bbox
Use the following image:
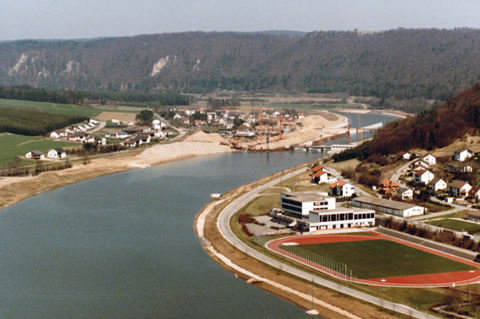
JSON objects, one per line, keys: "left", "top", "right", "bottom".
{"left": 0, "top": 113, "right": 397, "bottom": 318}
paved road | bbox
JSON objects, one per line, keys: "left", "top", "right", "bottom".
{"left": 217, "top": 167, "right": 438, "bottom": 319}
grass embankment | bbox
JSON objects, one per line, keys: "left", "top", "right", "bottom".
{"left": 427, "top": 219, "right": 480, "bottom": 235}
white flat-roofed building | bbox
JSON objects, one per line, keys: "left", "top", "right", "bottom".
{"left": 352, "top": 196, "right": 424, "bottom": 218}
{"left": 304, "top": 208, "right": 375, "bottom": 232}
{"left": 281, "top": 192, "right": 335, "bottom": 219}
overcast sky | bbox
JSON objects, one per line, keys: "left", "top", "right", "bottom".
{"left": 2, "top": 0, "right": 480, "bottom": 41}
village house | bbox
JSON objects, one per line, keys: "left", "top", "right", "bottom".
{"left": 428, "top": 177, "right": 447, "bottom": 192}
{"left": 50, "top": 130, "right": 67, "bottom": 139}
{"left": 329, "top": 180, "right": 356, "bottom": 197}
{"left": 410, "top": 159, "right": 430, "bottom": 171}
{"left": 47, "top": 148, "right": 67, "bottom": 159}
{"left": 454, "top": 149, "right": 474, "bottom": 162}
{"left": 446, "top": 162, "right": 473, "bottom": 173}
{"left": 396, "top": 187, "right": 413, "bottom": 200}
{"left": 397, "top": 151, "right": 411, "bottom": 160}
{"left": 423, "top": 153, "right": 436, "bottom": 166}
{"left": 310, "top": 170, "right": 337, "bottom": 184}
{"left": 468, "top": 187, "right": 480, "bottom": 202}
{"left": 25, "top": 150, "right": 45, "bottom": 160}
{"left": 467, "top": 211, "right": 480, "bottom": 223}
{"left": 415, "top": 169, "right": 434, "bottom": 185}
{"left": 378, "top": 180, "right": 399, "bottom": 197}
{"left": 449, "top": 180, "right": 472, "bottom": 198}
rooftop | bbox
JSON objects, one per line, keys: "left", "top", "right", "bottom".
{"left": 281, "top": 191, "right": 330, "bottom": 202}
{"left": 353, "top": 196, "right": 422, "bottom": 211}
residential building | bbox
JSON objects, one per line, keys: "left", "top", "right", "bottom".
{"left": 454, "top": 149, "right": 474, "bottom": 162}
{"left": 468, "top": 187, "right": 480, "bottom": 202}
{"left": 352, "top": 196, "right": 425, "bottom": 217}
{"left": 449, "top": 180, "right": 472, "bottom": 197}
{"left": 423, "top": 154, "right": 436, "bottom": 166}
{"left": 467, "top": 211, "right": 480, "bottom": 223}
{"left": 310, "top": 170, "right": 337, "bottom": 184}
{"left": 47, "top": 148, "right": 67, "bottom": 159}
{"left": 25, "top": 150, "right": 45, "bottom": 160}
{"left": 428, "top": 177, "right": 447, "bottom": 192}
{"left": 415, "top": 169, "right": 434, "bottom": 185}
{"left": 397, "top": 151, "right": 411, "bottom": 160}
{"left": 446, "top": 162, "right": 473, "bottom": 173}
{"left": 396, "top": 187, "right": 413, "bottom": 200}
{"left": 329, "top": 180, "right": 356, "bottom": 197}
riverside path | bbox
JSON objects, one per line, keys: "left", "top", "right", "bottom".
{"left": 216, "top": 167, "right": 439, "bottom": 319}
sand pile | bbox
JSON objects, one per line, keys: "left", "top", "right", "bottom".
{"left": 184, "top": 131, "right": 228, "bottom": 144}
{"left": 137, "top": 141, "right": 232, "bottom": 165}
{"left": 299, "top": 113, "right": 345, "bottom": 128}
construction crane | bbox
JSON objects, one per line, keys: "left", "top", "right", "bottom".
{"left": 357, "top": 113, "right": 363, "bottom": 143}
{"left": 278, "top": 114, "right": 283, "bottom": 140}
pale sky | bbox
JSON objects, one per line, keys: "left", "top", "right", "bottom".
{"left": 2, "top": 0, "right": 480, "bottom": 41}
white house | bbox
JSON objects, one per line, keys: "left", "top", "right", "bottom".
{"left": 411, "top": 160, "right": 430, "bottom": 171}
{"left": 423, "top": 153, "right": 436, "bottom": 166}
{"left": 396, "top": 187, "right": 413, "bottom": 200}
{"left": 428, "top": 177, "right": 447, "bottom": 192}
{"left": 397, "top": 151, "right": 411, "bottom": 160}
{"left": 469, "top": 187, "right": 480, "bottom": 202}
{"left": 310, "top": 170, "right": 337, "bottom": 184}
{"left": 449, "top": 180, "right": 472, "bottom": 198}
{"left": 329, "top": 180, "right": 356, "bottom": 197}
{"left": 414, "top": 169, "right": 434, "bottom": 185}
{"left": 454, "top": 149, "right": 474, "bottom": 162}
{"left": 47, "top": 148, "right": 67, "bottom": 159}
{"left": 89, "top": 118, "right": 99, "bottom": 125}
{"left": 25, "top": 150, "right": 45, "bottom": 160}
{"left": 447, "top": 162, "right": 473, "bottom": 173}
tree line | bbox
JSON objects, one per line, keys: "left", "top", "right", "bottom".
{"left": 0, "top": 85, "right": 192, "bottom": 106}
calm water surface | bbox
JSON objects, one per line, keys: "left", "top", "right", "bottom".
{"left": 0, "top": 113, "right": 396, "bottom": 318}
{"left": 0, "top": 152, "right": 323, "bottom": 318}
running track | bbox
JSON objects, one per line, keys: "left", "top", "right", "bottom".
{"left": 267, "top": 231, "right": 480, "bottom": 288}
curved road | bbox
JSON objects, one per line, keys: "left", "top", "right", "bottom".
{"left": 217, "top": 167, "right": 439, "bottom": 319}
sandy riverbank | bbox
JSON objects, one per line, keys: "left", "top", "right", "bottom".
{"left": 0, "top": 112, "right": 346, "bottom": 211}
{"left": 0, "top": 141, "right": 232, "bottom": 210}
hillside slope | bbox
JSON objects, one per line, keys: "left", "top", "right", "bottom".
{"left": 371, "top": 82, "right": 480, "bottom": 155}
{"left": 2, "top": 29, "right": 480, "bottom": 99}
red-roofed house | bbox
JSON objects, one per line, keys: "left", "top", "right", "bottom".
{"left": 397, "top": 151, "right": 411, "bottom": 160}
{"left": 467, "top": 211, "right": 480, "bottom": 223}
{"left": 310, "top": 170, "right": 337, "bottom": 184}
{"left": 311, "top": 165, "right": 327, "bottom": 173}
{"left": 329, "top": 180, "right": 355, "bottom": 197}
{"left": 449, "top": 180, "right": 472, "bottom": 197}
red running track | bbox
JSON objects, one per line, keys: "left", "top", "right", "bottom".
{"left": 266, "top": 232, "right": 480, "bottom": 287}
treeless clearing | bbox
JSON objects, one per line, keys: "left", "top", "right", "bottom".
{"left": 96, "top": 111, "right": 137, "bottom": 122}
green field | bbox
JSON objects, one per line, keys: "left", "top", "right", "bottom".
{"left": 0, "top": 134, "right": 79, "bottom": 166}
{"left": 0, "top": 98, "right": 103, "bottom": 118}
{"left": 426, "top": 218, "right": 480, "bottom": 235}
{"left": 281, "top": 239, "right": 476, "bottom": 279}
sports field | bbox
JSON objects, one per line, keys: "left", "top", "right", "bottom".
{"left": 267, "top": 232, "right": 480, "bottom": 287}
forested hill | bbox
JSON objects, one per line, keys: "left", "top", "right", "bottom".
{"left": 2, "top": 29, "right": 480, "bottom": 99}
{"left": 370, "top": 82, "right": 480, "bottom": 155}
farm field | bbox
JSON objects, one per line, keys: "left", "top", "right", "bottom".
{"left": 0, "top": 99, "right": 140, "bottom": 118}
{"left": 0, "top": 134, "right": 79, "bottom": 166}
{"left": 0, "top": 98, "right": 102, "bottom": 118}
{"left": 426, "top": 218, "right": 480, "bottom": 235}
